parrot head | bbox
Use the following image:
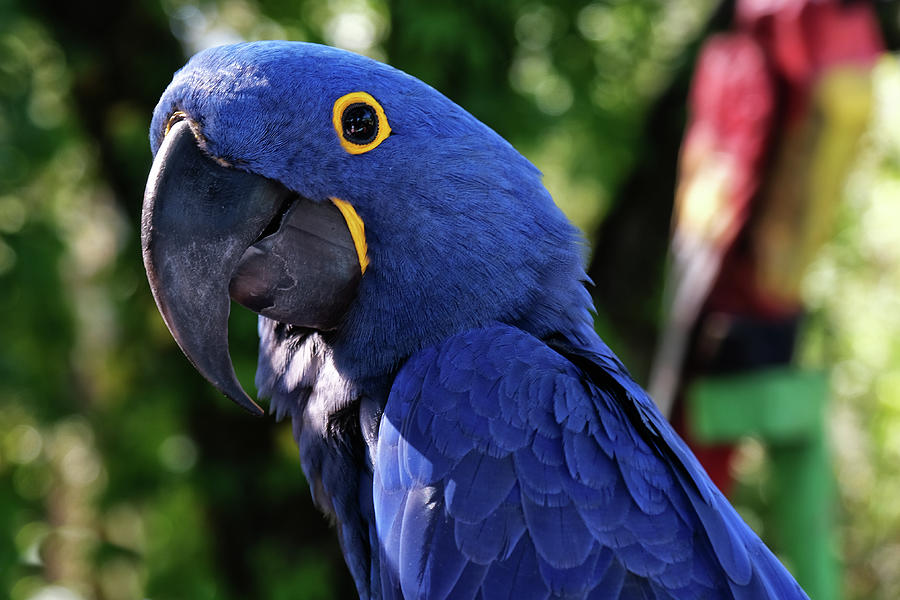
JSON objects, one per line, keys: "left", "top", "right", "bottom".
{"left": 142, "top": 41, "right": 590, "bottom": 414}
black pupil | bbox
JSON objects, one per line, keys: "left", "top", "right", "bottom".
{"left": 342, "top": 103, "right": 378, "bottom": 145}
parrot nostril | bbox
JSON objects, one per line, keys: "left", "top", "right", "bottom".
{"left": 165, "top": 111, "right": 189, "bottom": 137}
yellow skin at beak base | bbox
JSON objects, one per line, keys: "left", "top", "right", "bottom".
{"left": 331, "top": 197, "right": 369, "bottom": 274}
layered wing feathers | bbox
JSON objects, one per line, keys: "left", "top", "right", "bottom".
{"left": 373, "top": 324, "right": 808, "bottom": 599}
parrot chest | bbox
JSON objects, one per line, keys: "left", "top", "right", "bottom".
{"left": 257, "top": 321, "right": 388, "bottom": 594}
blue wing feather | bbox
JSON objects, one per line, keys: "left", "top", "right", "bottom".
{"left": 536, "top": 544, "right": 614, "bottom": 595}
{"left": 513, "top": 445, "right": 566, "bottom": 498}
{"left": 373, "top": 324, "right": 809, "bottom": 599}
{"left": 480, "top": 538, "right": 550, "bottom": 600}
{"left": 445, "top": 452, "right": 518, "bottom": 522}
{"left": 587, "top": 558, "right": 627, "bottom": 599}
{"left": 454, "top": 498, "right": 525, "bottom": 563}
{"left": 421, "top": 494, "right": 474, "bottom": 600}
{"left": 531, "top": 431, "right": 565, "bottom": 466}
{"left": 445, "top": 561, "right": 489, "bottom": 599}
{"left": 520, "top": 493, "right": 594, "bottom": 569}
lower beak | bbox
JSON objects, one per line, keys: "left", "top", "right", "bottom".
{"left": 141, "top": 120, "right": 361, "bottom": 415}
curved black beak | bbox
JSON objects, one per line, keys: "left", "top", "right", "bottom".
{"left": 141, "top": 120, "right": 361, "bottom": 415}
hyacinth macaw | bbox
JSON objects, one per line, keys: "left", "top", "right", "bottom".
{"left": 648, "top": 0, "right": 883, "bottom": 493}
{"left": 141, "top": 41, "right": 808, "bottom": 599}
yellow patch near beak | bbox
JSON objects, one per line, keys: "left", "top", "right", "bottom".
{"left": 331, "top": 198, "right": 369, "bottom": 274}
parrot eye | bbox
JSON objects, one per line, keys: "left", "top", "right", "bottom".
{"left": 332, "top": 92, "right": 391, "bottom": 155}
{"left": 342, "top": 103, "right": 378, "bottom": 145}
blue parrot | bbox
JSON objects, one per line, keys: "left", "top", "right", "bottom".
{"left": 140, "top": 41, "right": 809, "bottom": 599}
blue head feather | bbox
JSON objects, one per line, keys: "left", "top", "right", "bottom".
{"left": 151, "top": 41, "right": 594, "bottom": 381}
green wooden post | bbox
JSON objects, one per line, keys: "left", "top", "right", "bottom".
{"left": 687, "top": 368, "right": 839, "bottom": 600}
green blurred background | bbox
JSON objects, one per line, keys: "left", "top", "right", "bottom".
{"left": 2, "top": 0, "right": 900, "bottom": 598}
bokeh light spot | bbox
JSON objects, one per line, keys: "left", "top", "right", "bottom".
{"left": 158, "top": 434, "right": 198, "bottom": 472}
{"left": 0, "top": 195, "right": 27, "bottom": 233}
{"left": 25, "top": 586, "right": 85, "bottom": 600}
{"left": 5, "top": 424, "right": 43, "bottom": 464}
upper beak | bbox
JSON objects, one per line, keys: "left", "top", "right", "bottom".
{"left": 141, "top": 120, "right": 361, "bottom": 415}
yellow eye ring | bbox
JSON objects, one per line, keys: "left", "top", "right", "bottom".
{"left": 332, "top": 92, "right": 391, "bottom": 154}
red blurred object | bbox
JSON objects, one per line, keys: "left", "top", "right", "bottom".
{"left": 649, "top": 0, "right": 883, "bottom": 495}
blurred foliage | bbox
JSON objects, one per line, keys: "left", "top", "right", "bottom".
{"left": 1, "top": 0, "right": 899, "bottom": 599}
{"left": 797, "top": 55, "right": 900, "bottom": 599}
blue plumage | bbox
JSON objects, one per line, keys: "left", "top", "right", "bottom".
{"left": 147, "top": 41, "right": 809, "bottom": 598}
{"left": 374, "top": 324, "right": 807, "bottom": 598}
